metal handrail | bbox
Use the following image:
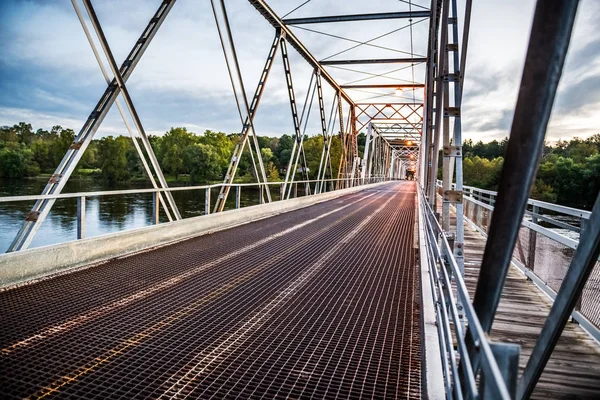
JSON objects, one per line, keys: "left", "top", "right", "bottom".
{"left": 439, "top": 182, "right": 600, "bottom": 340}
{"left": 419, "top": 185, "right": 515, "bottom": 399}
{"left": 0, "top": 177, "right": 390, "bottom": 251}
{"left": 0, "top": 177, "right": 387, "bottom": 203}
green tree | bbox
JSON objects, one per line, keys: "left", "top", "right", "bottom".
{"left": 261, "top": 147, "right": 274, "bottom": 166}
{"left": 266, "top": 161, "right": 279, "bottom": 181}
{"left": 184, "top": 143, "right": 222, "bottom": 183}
{"left": 161, "top": 127, "right": 195, "bottom": 178}
{"left": 98, "top": 136, "right": 130, "bottom": 184}
{"left": 198, "top": 130, "right": 233, "bottom": 169}
{"left": 0, "top": 144, "right": 39, "bottom": 178}
{"left": 48, "top": 126, "right": 75, "bottom": 167}
{"left": 582, "top": 153, "right": 600, "bottom": 209}
{"left": 463, "top": 156, "right": 503, "bottom": 189}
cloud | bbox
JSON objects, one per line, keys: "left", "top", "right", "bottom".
{"left": 0, "top": 0, "right": 598, "bottom": 144}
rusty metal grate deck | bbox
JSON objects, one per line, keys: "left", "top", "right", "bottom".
{"left": 0, "top": 182, "right": 420, "bottom": 399}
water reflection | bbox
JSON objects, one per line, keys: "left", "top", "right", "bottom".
{"left": 0, "top": 179, "right": 284, "bottom": 253}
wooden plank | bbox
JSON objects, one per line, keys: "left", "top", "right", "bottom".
{"left": 462, "top": 219, "right": 600, "bottom": 398}
{"left": 441, "top": 203, "right": 600, "bottom": 398}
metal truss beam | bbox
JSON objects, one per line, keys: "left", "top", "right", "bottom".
{"left": 342, "top": 84, "right": 425, "bottom": 89}
{"left": 8, "top": 0, "right": 176, "bottom": 252}
{"left": 281, "top": 45, "right": 314, "bottom": 199}
{"left": 283, "top": 11, "right": 431, "bottom": 25}
{"left": 83, "top": 0, "right": 181, "bottom": 223}
{"left": 247, "top": 0, "right": 354, "bottom": 106}
{"left": 71, "top": 0, "right": 176, "bottom": 223}
{"left": 319, "top": 57, "right": 427, "bottom": 65}
{"left": 213, "top": 30, "right": 282, "bottom": 212}
{"left": 469, "top": 0, "right": 579, "bottom": 373}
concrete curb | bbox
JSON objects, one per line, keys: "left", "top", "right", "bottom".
{"left": 0, "top": 181, "right": 392, "bottom": 287}
{"left": 418, "top": 189, "right": 445, "bottom": 399}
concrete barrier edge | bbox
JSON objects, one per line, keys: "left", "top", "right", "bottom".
{"left": 0, "top": 181, "right": 391, "bottom": 287}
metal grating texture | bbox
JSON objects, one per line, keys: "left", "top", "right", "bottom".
{"left": 0, "top": 182, "right": 420, "bottom": 399}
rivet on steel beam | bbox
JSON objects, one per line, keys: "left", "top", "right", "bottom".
{"left": 443, "top": 145, "right": 462, "bottom": 157}
{"left": 25, "top": 211, "right": 41, "bottom": 222}
{"left": 443, "top": 190, "right": 463, "bottom": 203}
{"left": 444, "top": 107, "right": 461, "bottom": 117}
{"left": 49, "top": 174, "right": 62, "bottom": 184}
{"left": 443, "top": 73, "right": 459, "bottom": 82}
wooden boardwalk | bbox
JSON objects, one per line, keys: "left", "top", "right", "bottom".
{"left": 460, "top": 217, "right": 600, "bottom": 399}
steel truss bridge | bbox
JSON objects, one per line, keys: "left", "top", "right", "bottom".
{"left": 0, "top": 1, "right": 599, "bottom": 399}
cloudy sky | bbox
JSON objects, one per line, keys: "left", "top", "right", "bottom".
{"left": 0, "top": 0, "right": 598, "bottom": 143}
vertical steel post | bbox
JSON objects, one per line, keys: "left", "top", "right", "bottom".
{"left": 76, "top": 196, "right": 85, "bottom": 240}
{"left": 428, "top": 0, "right": 449, "bottom": 209}
{"left": 484, "top": 343, "right": 520, "bottom": 399}
{"left": 527, "top": 205, "right": 539, "bottom": 271}
{"left": 235, "top": 186, "right": 241, "bottom": 209}
{"left": 152, "top": 191, "right": 160, "bottom": 225}
{"left": 205, "top": 188, "right": 211, "bottom": 215}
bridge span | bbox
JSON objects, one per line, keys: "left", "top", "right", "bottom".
{"left": 2, "top": 0, "right": 600, "bottom": 398}
{"left": 1, "top": 181, "right": 599, "bottom": 399}
{"left": 2, "top": 182, "right": 424, "bottom": 399}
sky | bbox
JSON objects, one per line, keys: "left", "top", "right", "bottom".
{"left": 0, "top": 0, "right": 598, "bottom": 143}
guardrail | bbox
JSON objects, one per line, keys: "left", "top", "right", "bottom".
{"left": 436, "top": 181, "right": 600, "bottom": 340}
{"left": 419, "top": 185, "right": 517, "bottom": 399}
{"left": 0, "top": 176, "right": 388, "bottom": 251}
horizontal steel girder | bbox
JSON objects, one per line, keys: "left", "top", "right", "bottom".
{"left": 320, "top": 57, "right": 427, "bottom": 65}
{"left": 342, "top": 84, "right": 425, "bottom": 89}
{"left": 283, "top": 11, "right": 431, "bottom": 25}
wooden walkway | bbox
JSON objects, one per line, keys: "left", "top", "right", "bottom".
{"left": 460, "top": 216, "right": 600, "bottom": 399}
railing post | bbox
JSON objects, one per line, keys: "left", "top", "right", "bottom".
{"left": 235, "top": 186, "right": 241, "bottom": 209}
{"left": 76, "top": 196, "right": 85, "bottom": 239}
{"left": 527, "top": 205, "right": 539, "bottom": 271}
{"left": 205, "top": 187, "right": 211, "bottom": 215}
{"left": 259, "top": 185, "right": 264, "bottom": 204}
{"left": 484, "top": 343, "right": 520, "bottom": 399}
{"left": 294, "top": 182, "right": 298, "bottom": 198}
{"left": 152, "top": 191, "right": 160, "bottom": 225}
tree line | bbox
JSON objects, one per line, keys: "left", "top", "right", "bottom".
{"left": 0, "top": 122, "right": 357, "bottom": 185}
{"left": 2, "top": 122, "right": 598, "bottom": 209}
{"left": 459, "top": 136, "right": 600, "bottom": 210}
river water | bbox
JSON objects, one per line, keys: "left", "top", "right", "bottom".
{"left": 0, "top": 178, "right": 285, "bottom": 253}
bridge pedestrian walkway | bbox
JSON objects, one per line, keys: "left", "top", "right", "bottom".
{"left": 0, "top": 181, "right": 422, "bottom": 399}
{"left": 455, "top": 210, "right": 600, "bottom": 399}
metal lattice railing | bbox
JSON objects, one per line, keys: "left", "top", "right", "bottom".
{"left": 0, "top": 177, "right": 389, "bottom": 252}
{"left": 419, "top": 185, "right": 516, "bottom": 400}
{"left": 439, "top": 181, "right": 600, "bottom": 339}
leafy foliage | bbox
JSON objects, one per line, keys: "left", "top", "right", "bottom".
{"left": 2, "top": 120, "right": 596, "bottom": 210}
